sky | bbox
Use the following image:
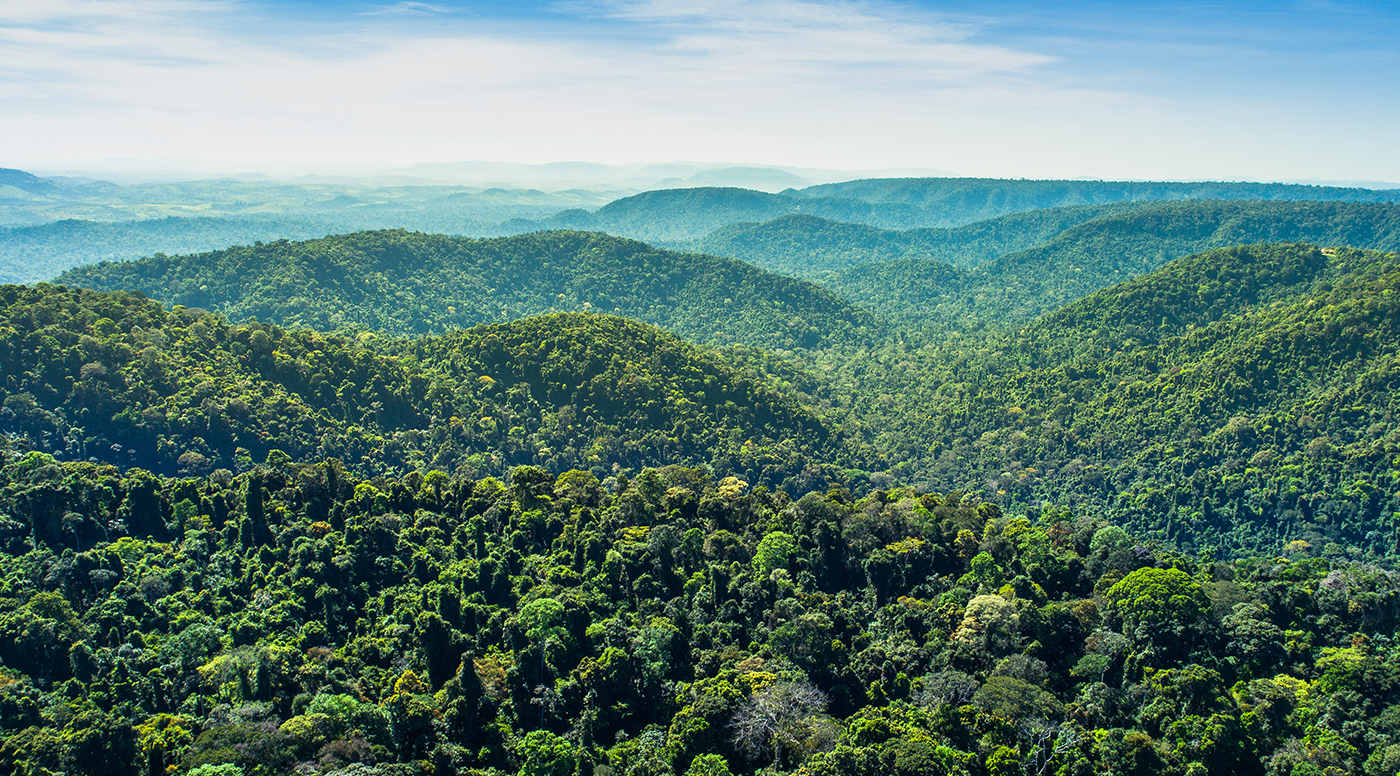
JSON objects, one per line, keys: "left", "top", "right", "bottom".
{"left": 1, "top": 0, "right": 1398, "bottom": 182}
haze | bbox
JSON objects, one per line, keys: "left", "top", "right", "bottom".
{"left": 2, "top": 0, "right": 1398, "bottom": 183}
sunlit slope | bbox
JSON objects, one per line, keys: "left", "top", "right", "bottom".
{"left": 879, "top": 243, "right": 1400, "bottom": 554}
{"left": 0, "top": 286, "right": 836, "bottom": 483}
{"left": 57, "top": 229, "right": 877, "bottom": 351}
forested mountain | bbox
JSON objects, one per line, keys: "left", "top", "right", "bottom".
{"left": 491, "top": 188, "right": 925, "bottom": 245}
{"left": 12, "top": 180, "right": 1400, "bottom": 776}
{"left": 692, "top": 205, "right": 1141, "bottom": 277}
{"left": 0, "top": 285, "right": 837, "bottom": 486}
{"left": 56, "top": 230, "right": 876, "bottom": 351}
{"left": 498, "top": 177, "right": 1400, "bottom": 249}
{"left": 824, "top": 200, "right": 1400, "bottom": 330}
{"left": 0, "top": 218, "right": 332, "bottom": 285}
{"left": 835, "top": 244, "right": 1400, "bottom": 559}
{"left": 793, "top": 177, "right": 1400, "bottom": 225}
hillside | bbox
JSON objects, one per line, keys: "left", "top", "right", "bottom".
{"left": 834, "top": 243, "right": 1400, "bottom": 557}
{"left": 497, "top": 177, "right": 1400, "bottom": 250}
{"left": 493, "top": 187, "right": 928, "bottom": 244}
{"left": 0, "top": 285, "right": 837, "bottom": 485}
{"left": 56, "top": 229, "right": 877, "bottom": 351}
{"left": 693, "top": 204, "right": 1143, "bottom": 277}
{"left": 793, "top": 176, "right": 1400, "bottom": 225}
{"left": 0, "top": 217, "right": 332, "bottom": 284}
{"left": 824, "top": 200, "right": 1400, "bottom": 330}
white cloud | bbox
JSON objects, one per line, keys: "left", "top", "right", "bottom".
{"left": 0, "top": 0, "right": 1392, "bottom": 180}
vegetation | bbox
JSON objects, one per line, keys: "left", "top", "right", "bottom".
{"left": 0, "top": 285, "right": 837, "bottom": 487}
{"left": 692, "top": 205, "right": 1142, "bottom": 277}
{"left": 56, "top": 230, "right": 877, "bottom": 351}
{"left": 12, "top": 175, "right": 1400, "bottom": 775}
{"left": 822, "top": 243, "right": 1400, "bottom": 559}
{"left": 0, "top": 218, "right": 331, "bottom": 285}
{"left": 2, "top": 454, "right": 1398, "bottom": 776}
{"left": 793, "top": 177, "right": 1400, "bottom": 226}
{"left": 823, "top": 200, "right": 1400, "bottom": 330}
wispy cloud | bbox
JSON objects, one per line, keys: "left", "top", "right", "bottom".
{"left": 361, "top": 2, "right": 456, "bottom": 17}
{"left": 0, "top": 0, "right": 1394, "bottom": 179}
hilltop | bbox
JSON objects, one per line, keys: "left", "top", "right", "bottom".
{"left": 499, "top": 177, "right": 1400, "bottom": 244}
{"left": 793, "top": 176, "right": 1400, "bottom": 224}
{"left": 0, "top": 285, "right": 837, "bottom": 485}
{"left": 693, "top": 204, "right": 1144, "bottom": 277}
{"left": 56, "top": 229, "right": 877, "bottom": 352}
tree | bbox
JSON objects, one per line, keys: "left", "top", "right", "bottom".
{"left": 730, "top": 681, "right": 835, "bottom": 770}
{"left": 1104, "top": 568, "right": 1210, "bottom": 632}
{"left": 753, "top": 531, "right": 799, "bottom": 576}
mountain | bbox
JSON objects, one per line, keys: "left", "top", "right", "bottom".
{"left": 498, "top": 177, "right": 1400, "bottom": 245}
{"left": 0, "top": 217, "right": 332, "bottom": 284}
{"left": 0, "top": 168, "right": 69, "bottom": 200}
{"left": 0, "top": 284, "right": 835, "bottom": 485}
{"left": 840, "top": 243, "right": 1400, "bottom": 557}
{"left": 55, "top": 229, "right": 876, "bottom": 351}
{"left": 693, "top": 204, "right": 1144, "bottom": 277}
{"left": 492, "top": 187, "right": 957, "bottom": 243}
{"left": 792, "top": 176, "right": 1400, "bottom": 225}
{"left": 677, "top": 166, "right": 812, "bottom": 191}
{"left": 823, "top": 200, "right": 1400, "bottom": 330}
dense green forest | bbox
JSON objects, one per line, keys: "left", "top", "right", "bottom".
{"left": 823, "top": 201, "right": 1400, "bottom": 330}
{"left": 43, "top": 231, "right": 1400, "bottom": 559}
{"left": 0, "top": 285, "right": 842, "bottom": 488}
{"left": 792, "top": 177, "right": 1400, "bottom": 225}
{"left": 11, "top": 174, "right": 1400, "bottom": 775}
{"left": 691, "top": 205, "right": 1143, "bottom": 277}
{"left": 814, "top": 244, "right": 1400, "bottom": 559}
{"left": 56, "top": 230, "right": 876, "bottom": 352}
{"left": 495, "top": 178, "right": 1400, "bottom": 244}
{"left": 3, "top": 452, "right": 1400, "bottom": 776}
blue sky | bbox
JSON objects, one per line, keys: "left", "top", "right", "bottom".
{"left": 1, "top": 0, "right": 1397, "bottom": 181}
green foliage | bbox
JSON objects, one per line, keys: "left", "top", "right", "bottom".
{"left": 826, "top": 243, "right": 1400, "bottom": 557}
{"left": 0, "top": 458, "right": 1391, "bottom": 775}
{"left": 1104, "top": 568, "right": 1211, "bottom": 628}
{"left": 693, "top": 204, "right": 1143, "bottom": 277}
{"left": 753, "top": 531, "right": 799, "bottom": 576}
{"left": 823, "top": 200, "right": 1400, "bottom": 330}
{"left": 57, "top": 229, "right": 876, "bottom": 351}
{"left": 0, "top": 284, "right": 837, "bottom": 486}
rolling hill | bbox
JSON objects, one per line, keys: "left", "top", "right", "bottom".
{"left": 692, "top": 204, "right": 1145, "bottom": 277}
{"left": 499, "top": 177, "right": 1400, "bottom": 244}
{"left": 834, "top": 242, "right": 1400, "bottom": 557}
{"left": 792, "top": 176, "right": 1400, "bottom": 225}
{"left": 0, "top": 217, "right": 332, "bottom": 284}
{"left": 823, "top": 200, "right": 1400, "bottom": 330}
{"left": 55, "top": 229, "right": 878, "bottom": 351}
{"left": 0, "top": 285, "right": 836, "bottom": 484}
